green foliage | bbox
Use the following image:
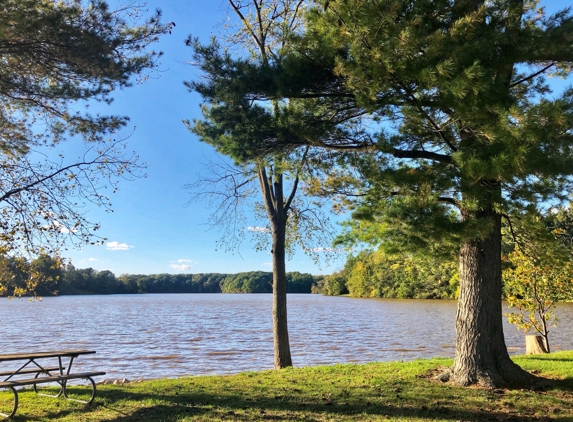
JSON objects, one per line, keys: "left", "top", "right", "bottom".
{"left": 221, "top": 271, "right": 272, "bottom": 293}
{"left": 0, "top": 254, "right": 62, "bottom": 298}
{"left": 503, "top": 213, "right": 573, "bottom": 352}
{"left": 315, "top": 249, "right": 458, "bottom": 299}
{"left": 199, "top": 0, "right": 573, "bottom": 254}
{"left": 354, "top": 251, "right": 457, "bottom": 299}
{"left": 330, "top": 207, "right": 573, "bottom": 303}
{"left": 196, "top": 1, "right": 573, "bottom": 382}
{"left": 220, "top": 271, "right": 317, "bottom": 293}
{"left": 56, "top": 268, "right": 228, "bottom": 295}
{"left": 0, "top": 0, "right": 173, "bottom": 153}
{"left": 312, "top": 272, "right": 349, "bottom": 295}
{"left": 186, "top": 1, "right": 337, "bottom": 271}
{"left": 545, "top": 203, "right": 573, "bottom": 248}
{"left": 286, "top": 271, "right": 316, "bottom": 293}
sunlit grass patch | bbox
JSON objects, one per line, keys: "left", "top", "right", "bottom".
{"left": 0, "top": 352, "right": 571, "bottom": 421}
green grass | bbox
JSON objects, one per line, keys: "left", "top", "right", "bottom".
{"left": 2, "top": 352, "right": 573, "bottom": 421}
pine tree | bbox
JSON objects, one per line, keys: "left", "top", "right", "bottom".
{"left": 190, "top": 0, "right": 573, "bottom": 387}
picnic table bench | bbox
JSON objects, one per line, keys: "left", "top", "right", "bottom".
{"left": 0, "top": 350, "right": 105, "bottom": 418}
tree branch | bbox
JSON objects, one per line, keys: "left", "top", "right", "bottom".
{"left": 258, "top": 166, "right": 277, "bottom": 220}
{"left": 437, "top": 197, "right": 458, "bottom": 206}
{"left": 0, "top": 148, "right": 122, "bottom": 203}
{"left": 391, "top": 148, "right": 454, "bottom": 164}
{"left": 509, "top": 63, "right": 555, "bottom": 88}
{"left": 284, "top": 147, "right": 309, "bottom": 211}
{"left": 228, "top": 0, "right": 266, "bottom": 57}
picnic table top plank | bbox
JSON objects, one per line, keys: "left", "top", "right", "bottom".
{"left": 0, "top": 350, "right": 96, "bottom": 362}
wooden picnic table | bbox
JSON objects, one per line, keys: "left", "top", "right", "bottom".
{"left": 0, "top": 349, "right": 105, "bottom": 418}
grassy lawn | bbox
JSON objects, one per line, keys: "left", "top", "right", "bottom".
{"left": 1, "top": 351, "right": 572, "bottom": 421}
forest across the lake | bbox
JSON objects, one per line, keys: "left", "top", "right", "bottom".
{"left": 0, "top": 252, "right": 458, "bottom": 298}
{"left": 0, "top": 258, "right": 321, "bottom": 296}
{"left": 3, "top": 241, "right": 573, "bottom": 301}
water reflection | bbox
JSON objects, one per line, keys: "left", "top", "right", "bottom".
{"left": 0, "top": 294, "right": 571, "bottom": 379}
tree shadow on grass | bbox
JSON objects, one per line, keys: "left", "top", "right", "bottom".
{"left": 8, "top": 375, "right": 573, "bottom": 421}
{"left": 84, "top": 385, "right": 573, "bottom": 422}
{"left": 524, "top": 356, "right": 573, "bottom": 362}
{"left": 5, "top": 401, "right": 100, "bottom": 422}
{"left": 520, "top": 371, "right": 573, "bottom": 392}
{"left": 542, "top": 377, "right": 573, "bottom": 390}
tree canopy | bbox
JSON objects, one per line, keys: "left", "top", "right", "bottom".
{"left": 191, "top": 0, "right": 573, "bottom": 387}
{"left": 0, "top": 0, "right": 173, "bottom": 153}
{"left": 0, "top": 0, "right": 173, "bottom": 267}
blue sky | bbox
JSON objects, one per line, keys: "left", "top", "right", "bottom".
{"left": 53, "top": 0, "right": 571, "bottom": 276}
{"left": 57, "top": 0, "right": 348, "bottom": 276}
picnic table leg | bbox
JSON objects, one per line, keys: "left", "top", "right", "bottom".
{"left": 64, "top": 356, "right": 75, "bottom": 375}
{"left": 62, "top": 377, "right": 97, "bottom": 405}
{"left": 59, "top": 355, "right": 96, "bottom": 404}
{"left": 32, "top": 372, "right": 63, "bottom": 398}
{"left": 0, "top": 387, "right": 18, "bottom": 419}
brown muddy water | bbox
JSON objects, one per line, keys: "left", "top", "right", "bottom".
{"left": 1, "top": 294, "right": 571, "bottom": 379}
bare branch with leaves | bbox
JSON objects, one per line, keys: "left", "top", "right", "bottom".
{"left": 0, "top": 137, "right": 146, "bottom": 258}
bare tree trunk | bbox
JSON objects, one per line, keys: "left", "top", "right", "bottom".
{"left": 271, "top": 220, "right": 292, "bottom": 369}
{"left": 451, "top": 210, "right": 533, "bottom": 387}
{"left": 259, "top": 167, "right": 293, "bottom": 370}
{"left": 540, "top": 316, "right": 551, "bottom": 353}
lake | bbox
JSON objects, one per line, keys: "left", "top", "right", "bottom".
{"left": 1, "top": 294, "right": 572, "bottom": 380}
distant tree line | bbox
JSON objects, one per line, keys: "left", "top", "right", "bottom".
{"left": 4, "top": 204, "right": 571, "bottom": 300}
{"left": 314, "top": 205, "right": 573, "bottom": 300}
{"left": 220, "top": 271, "right": 317, "bottom": 294}
{"left": 312, "top": 250, "right": 458, "bottom": 299}
{"left": 0, "top": 257, "right": 320, "bottom": 296}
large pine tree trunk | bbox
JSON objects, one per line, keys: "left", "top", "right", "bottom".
{"left": 451, "top": 211, "right": 533, "bottom": 387}
{"left": 271, "top": 223, "right": 293, "bottom": 369}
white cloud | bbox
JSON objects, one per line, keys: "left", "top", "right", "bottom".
{"left": 48, "top": 220, "right": 77, "bottom": 234}
{"left": 106, "top": 241, "right": 133, "bottom": 251}
{"left": 248, "top": 226, "right": 271, "bottom": 233}
{"left": 169, "top": 259, "right": 195, "bottom": 271}
{"left": 169, "top": 264, "right": 191, "bottom": 271}
{"left": 261, "top": 262, "right": 272, "bottom": 267}
{"left": 308, "top": 247, "right": 350, "bottom": 253}
{"left": 88, "top": 258, "right": 98, "bottom": 262}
